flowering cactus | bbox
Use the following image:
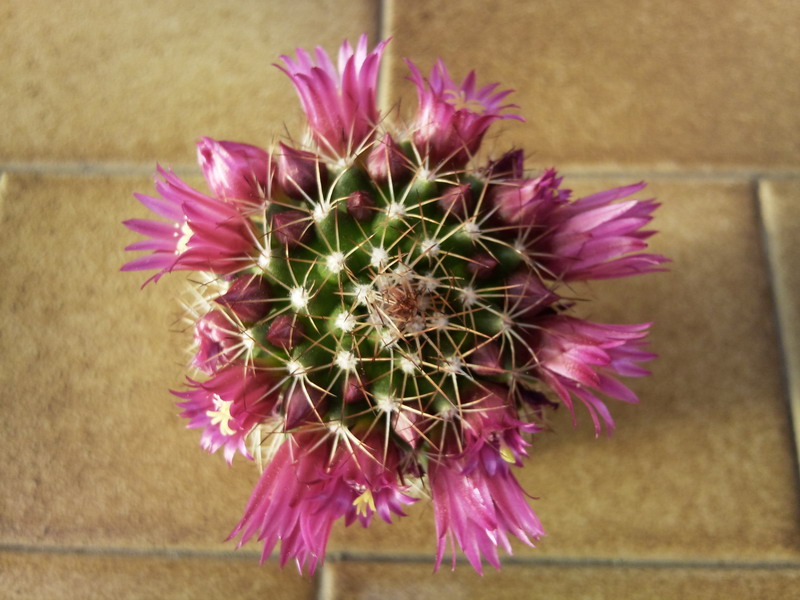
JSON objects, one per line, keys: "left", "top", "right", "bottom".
{"left": 123, "top": 35, "right": 667, "bottom": 574}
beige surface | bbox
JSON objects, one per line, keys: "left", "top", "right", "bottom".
{"left": 0, "top": 0, "right": 378, "bottom": 164}
{"left": 327, "top": 561, "right": 800, "bottom": 600}
{"left": 0, "top": 551, "right": 314, "bottom": 600}
{"left": 382, "top": 0, "right": 800, "bottom": 170}
{"left": 2, "top": 0, "right": 799, "bottom": 598}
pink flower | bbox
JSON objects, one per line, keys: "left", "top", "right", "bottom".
{"left": 191, "top": 310, "right": 240, "bottom": 374}
{"left": 532, "top": 315, "right": 656, "bottom": 435}
{"left": 171, "top": 364, "right": 279, "bottom": 464}
{"left": 229, "top": 432, "right": 415, "bottom": 574}
{"left": 122, "top": 167, "right": 257, "bottom": 285}
{"left": 460, "top": 384, "right": 541, "bottom": 472}
{"left": 278, "top": 35, "right": 389, "bottom": 157}
{"left": 196, "top": 137, "right": 272, "bottom": 204}
{"left": 429, "top": 452, "right": 545, "bottom": 574}
{"left": 406, "top": 59, "right": 522, "bottom": 170}
{"left": 491, "top": 168, "right": 570, "bottom": 225}
{"left": 530, "top": 181, "right": 668, "bottom": 281}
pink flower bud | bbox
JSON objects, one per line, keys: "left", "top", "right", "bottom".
{"left": 467, "top": 252, "right": 498, "bottom": 279}
{"left": 366, "top": 134, "right": 409, "bottom": 185}
{"left": 284, "top": 385, "right": 327, "bottom": 430}
{"left": 215, "top": 276, "right": 271, "bottom": 323}
{"left": 483, "top": 149, "right": 525, "bottom": 180}
{"left": 393, "top": 410, "right": 420, "bottom": 448}
{"left": 505, "top": 271, "right": 558, "bottom": 316}
{"left": 492, "top": 168, "right": 568, "bottom": 224}
{"left": 197, "top": 137, "right": 271, "bottom": 203}
{"left": 470, "top": 341, "right": 503, "bottom": 376}
{"left": 192, "top": 311, "right": 238, "bottom": 374}
{"left": 343, "top": 375, "right": 366, "bottom": 403}
{"left": 276, "top": 143, "right": 327, "bottom": 200}
{"left": 266, "top": 314, "right": 304, "bottom": 349}
{"left": 346, "top": 190, "right": 375, "bottom": 221}
{"left": 438, "top": 183, "right": 473, "bottom": 216}
{"left": 271, "top": 210, "right": 310, "bottom": 247}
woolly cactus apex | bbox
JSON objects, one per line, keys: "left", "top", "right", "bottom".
{"left": 123, "top": 35, "right": 668, "bottom": 575}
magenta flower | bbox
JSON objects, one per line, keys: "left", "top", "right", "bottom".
{"left": 532, "top": 315, "right": 656, "bottom": 435}
{"left": 460, "top": 384, "right": 541, "bottom": 471}
{"left": 278, "top": 35, "right": 389, "bottom": 157}
{"left": 196, "top": 137, "right": 272, "bottom": 204}
{"left": 229, "top": 432, "right": 415, "bottom": 574}
{"left": 171, "top": 364, "right": 279, "bottom": 464}
{"left": 122, "top": 167, "right": 257, "bottom": 285}
{"left": 532, "top": 182, "right": 668, "bottom": 281}
{"left": 407, "top": 59, "right": 522, "bottom": 170}
{"left": 429, "top": 452, "right": 545, "bottom": 574}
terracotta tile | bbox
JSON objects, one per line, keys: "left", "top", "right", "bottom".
{"left": 759, "top": 178, "right": 800, "bottom": 467}
{"left": 0, "top": 173, "right": 261, "bottom": 549}
{"left": 326, "top": 561, "right": 800, "bottom": 600}
{"left": 0, "top": 551, "right": 314, "bottom": 600}
{"left": 329, "top": 179, "right": 800, "bottom": 562}
{"left": 0, "top": 0, "right": 377, "bottom": 163}
{"left": 382, "top": 0, "right": 800, "bottom": 169}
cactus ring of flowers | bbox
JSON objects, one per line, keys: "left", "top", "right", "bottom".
{"left": 123, "top": 35, "right": 667, "bottom": 574}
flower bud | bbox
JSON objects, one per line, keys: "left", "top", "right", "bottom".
{"left": 215, "top": 276, "right": 271, "bottom": 323}
{"left": 197, "top": 137, "right": 271, "bottom": 203}
{"left": 505, "top": 271, "right": 558, "bottom": 316}
{"left": 266, "top": 314, "right": 304, "bottom": 349}
{"left": 393, "top": 410, "right": 420, "bottom": 448}
{"left": 467, "top": 252, "right": 498, "bottom": 280}
{"left": 346, "top": 190, "right": 375, "bottom": 222}
{"left": 470, "top": 341, "right": 503, "bottom": 376}
{"left": 284, "top": 385, "right": 327, "bottom": 430}
{"left": 492, "top": 168, "right": 567, "bottom": 224}
{"left": 483, "top": 149, "right": 525, "bottom": 180}
{"left": 271, "top": 210, "right": 310, "bottom": 247}
{"left": 343, "top": 374, "right": 366, "bottom": 403}
{"left": 366, "top": 134, "right": 409, "bottom": 185}
{"left": 192, "top": 311, "right": 237, "bottom": 374}
{"left": 438, "top": 183, "right": 473, "bottom": 216}
{"left": 276, "top": 143, "right": 327, "bottom": 200}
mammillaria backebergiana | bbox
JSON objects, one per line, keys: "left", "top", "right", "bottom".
{"left": 122, "top": 35, "right": 667, "bottom": 574}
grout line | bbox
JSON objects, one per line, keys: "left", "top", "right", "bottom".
{"left": 314, "top": 563, "right": 335, "bottom": 600}
{"left": 0, "top": 161, "right": 198, "bottom": 177}
{"left": 1, "top": 160, "right": 800, "bottom": 182}
{"left": 0, "top": 543, "right": 262, "bottom": 561}
{"left": 755, "top": 179, "right": 800, "bottom": 489}
{"left": 2, "top": 543, "right": 799, "bottom": 571}
{"left": 376, "top": 0, "right": 394, "bottom": 115}
{"left": 0, "top": 172, "right": 8, "bottom": 223}
{"left": 325, "top": 551, "right": 800, "bottom": 571}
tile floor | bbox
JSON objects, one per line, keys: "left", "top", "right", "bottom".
{"left": 1, "top": 1, "right": 798, "bottom": 598}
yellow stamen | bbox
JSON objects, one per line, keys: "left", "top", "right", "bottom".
{"left": 499, "top": 445, "right": 516, "bottom": 464}
{"left": 206, "top": 394, "right": 236, "bottom": 436}
{"left": 445, "top": 89, "right": 487, "bottom": 113}
{"left": 352, "top": 489, "right": 377, "bottom": 517}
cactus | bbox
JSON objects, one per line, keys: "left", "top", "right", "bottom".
{"left": 123, "top": 35, "right": 667, "bottom": 574}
